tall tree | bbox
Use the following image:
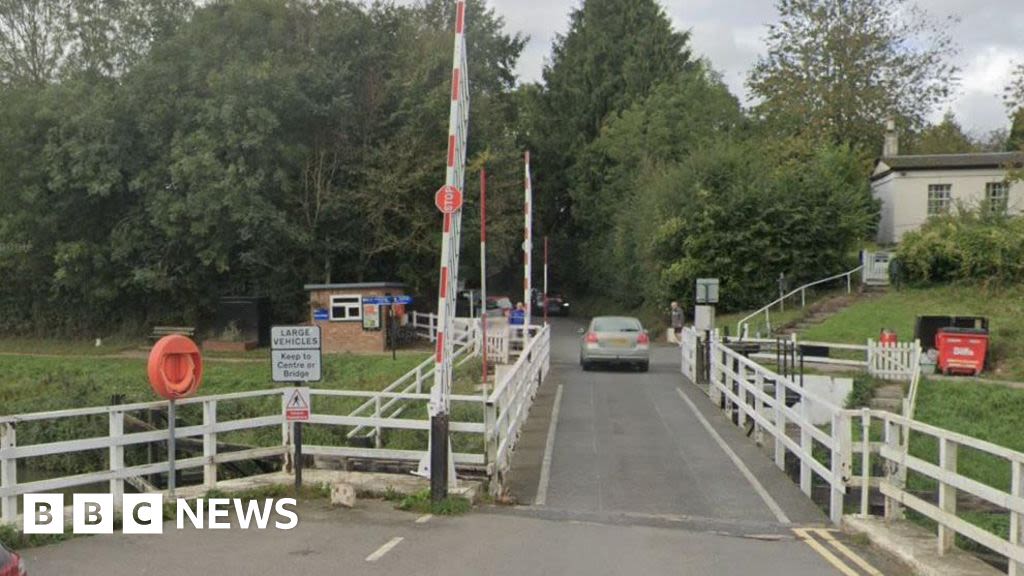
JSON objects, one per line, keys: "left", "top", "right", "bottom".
{"left": 1006, "top": 63, "right": 1024, "bottom": 152}
{"left": 909, "top": 111, "right": 976, "bottom": 154}
{"left": 529, "top": 0, "right": 694, "bottom": 292}
{"left": 748, "top": 0, "right": 960, "bottom": 153}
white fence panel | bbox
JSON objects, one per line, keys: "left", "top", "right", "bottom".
{"left": 867, "top": 339, "right": 920, "bottom": 382}
{"left": 680, "top": 327, "right": 698, "bottom": 382}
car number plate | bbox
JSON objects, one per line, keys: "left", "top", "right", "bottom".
{"left": 607, "top": 338, "right": 630, "bottom": 348}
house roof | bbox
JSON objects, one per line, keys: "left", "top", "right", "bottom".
{"left": 873, "top": 152, "right": 1024, "bottom": 180}
{"left": 304, "top": 282, "right": 407, "bottom": 291}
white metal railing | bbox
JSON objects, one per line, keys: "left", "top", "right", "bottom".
{"left": 485, "top": 324, "right": 550, "bottom": 491}
{"left": 345, "top": 328, "right": 476, "bottom": 440}
{"left": 850, "top": 408, "right": 1024, "bottom": 574}
{"left": 737, "top": 265, "right": 865, "bottom": 337}
{"left": 706, "top": 339, "right": 850, "bottom": 524}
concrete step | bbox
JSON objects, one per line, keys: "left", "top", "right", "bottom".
{"left": 874, "top": 385, "right": 905, "bottom": 399}
{"left": 869, "top": 398, "right": 904, "bottom": 413}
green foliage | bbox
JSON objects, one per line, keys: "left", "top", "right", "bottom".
{"left": 0, "top": 0, "right": 527, "bottom": 335}
{"left": 0, "top": 520, "right": 71, "bottom": 549}
{"left": 748, "top": 0, "right": 960, "bottom": 152}
{"left": 908, "top": 111, "right": 977, "bottom": 154}
{"left": 395, "top": 489, "right": 471, "bottom": 515}
{"left": 527, "top": 0, "right": 693, "bottom": 278}
{"left": 845, "top": 376, "right": 878, "bottom": 409}
{"left": 897, "top": 209, "right": 1024, "bottom": 284}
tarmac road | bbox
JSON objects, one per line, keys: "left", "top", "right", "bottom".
{"left": 23, "top": 318, "right": 909, "bottom": 575}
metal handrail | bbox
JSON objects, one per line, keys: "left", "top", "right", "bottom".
{"left": 736, "top": 265, "right": 864, "bottom": 337}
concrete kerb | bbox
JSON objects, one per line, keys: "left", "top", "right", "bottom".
{"left": 183, "top": 469, "right": 484, "bottom": 504}
{"left": 843, "top": 515, "right": 1003, "bottom": 576}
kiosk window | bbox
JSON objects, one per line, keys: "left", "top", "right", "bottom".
{"left": 330, "top": 295, "right": 362, "bottom": 321}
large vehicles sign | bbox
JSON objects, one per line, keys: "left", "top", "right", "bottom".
{"left": 271, "top": 326, "right": 322, "bottom": 383}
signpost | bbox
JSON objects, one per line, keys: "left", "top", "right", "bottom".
{"left": 147, "top": 335, "right": 204, "bottom": 498}
{"left": 271, "top": 326, "right": 321, "bottom": 493}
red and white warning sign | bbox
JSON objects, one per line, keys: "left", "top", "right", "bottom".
{"left": 284, "top": 387, "right": 311, "bottom": 422}
{"left": 435, "top": 185, "right": 463, "bottom": 214}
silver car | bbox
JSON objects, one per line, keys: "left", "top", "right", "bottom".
{"left": 578, "top": 316, "right": 650, "bottom": 372}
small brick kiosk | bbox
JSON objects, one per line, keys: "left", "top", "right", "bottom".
{"left": 305, "top": 282, "right": 408, "bottom": 354}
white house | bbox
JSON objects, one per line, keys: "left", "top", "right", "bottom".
{"left": 871, "top": 122, "right": 1024, "bottom": 244}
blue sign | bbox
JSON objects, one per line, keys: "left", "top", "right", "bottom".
{"left": 313, "top": 308, "right": 330, "bottom": 321}
{"left": 362, "top": 296, "right": 413, "bottom": 305}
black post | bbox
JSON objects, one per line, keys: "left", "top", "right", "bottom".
{"left": 168, "top": 399, "right": 176, "bottom": 497}
{"left": 391, "top": 307, "right": 397, "bottom": 361}
{"left": 294, "top": 421, "right": 303, "bottom": 494}
{"left": 430, "top": 414, "right": 449, "bottom": 502}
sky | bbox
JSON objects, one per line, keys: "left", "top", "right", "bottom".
{"left": 432, "top": 0, "right": 1024, "bottom": 138}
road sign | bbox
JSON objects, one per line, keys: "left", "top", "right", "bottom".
{"left": 283, "top": 387, "right": 311, "bottom": 422}
{"left": 271, "top": 326, "right": 322, "bottom": 383}
{"left": 435, "top": 185, "right": 463, "bottom": 214}
{"left": 362, "top": 295, "right": 413, "bottom": 305}
{"left": 696, "top": 278, "right": 720, "bottom": 305}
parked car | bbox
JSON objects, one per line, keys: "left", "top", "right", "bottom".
{"left": 485, "top": 296, "right": 513, "bottom": 318}
{"left": 0, "top": 541, "right": 25, "bottom": 576}
{"left": 533, "top": 292, "right": 570, "bottom": 316}
{"left": 578, "top": 316, "right": 650, "bottom": 372}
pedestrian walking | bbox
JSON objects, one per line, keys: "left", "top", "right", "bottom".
{"left": 670, "top": 301, "right": 685, "bottom": 341}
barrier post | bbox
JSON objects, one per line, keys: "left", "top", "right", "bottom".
{"left": 938, "top": 437, "right": 959, "bottom": 554}
{"left": 109, "top": 409, "right": 125, "bottom": 503}
{"left": 1011, "top": 461, "right": 1023, "bottom": 576}
{"left": 861, "top": 408, "right": 871, "bottom": 516}
{"left": 204, "top": 400, "right": 218, "bottom": 487}
{"left": 1, "top": 423, "right": 17, "bottom": 524}
{"left": 774, "top": 377, "right": 786, "bottom": 470}
{"left": 830, "top": 411, "right": 851, "bottom": 525}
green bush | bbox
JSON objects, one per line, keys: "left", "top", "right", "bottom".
{"left": 898, "top": 209, "right": 1024, "bottom": 284}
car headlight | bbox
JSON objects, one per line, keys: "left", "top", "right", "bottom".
{"left": 18, "top": 557, "right": 26, "bottom": 576}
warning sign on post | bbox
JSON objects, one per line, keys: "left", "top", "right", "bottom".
{"left": 284, "top": 387, "right": 311, "bottom": 421}
{"left": 271, "top": 326, "right": 322, "bottom": 383}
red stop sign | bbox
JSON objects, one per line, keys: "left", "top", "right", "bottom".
{"left": 435, "top": 185, "right": 463, "bottom": 214}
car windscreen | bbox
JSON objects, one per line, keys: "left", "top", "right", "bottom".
{"left": 0, "top": 544, "right": 10, "bottom": 564}
{"left": 593, "top": 317, "right": 641, "bottom": 332}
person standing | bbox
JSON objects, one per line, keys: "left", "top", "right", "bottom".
{"left": 670, "top": 301, "right": 685, "bottom": 341}
{"left": 510, "top": 302, "right": 526, "bottom": 326}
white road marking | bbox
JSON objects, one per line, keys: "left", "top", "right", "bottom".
{"left": 675, "top": 387, "right": 791, "bottom": 525}
{"left": 365, "top": 537, "right": 404, "bottom": 563}
{"left": 415, "top": 514, "right": 433, "bottom": 524}
{"left": 534, "top": 384, "right": 564, "bottom": 506}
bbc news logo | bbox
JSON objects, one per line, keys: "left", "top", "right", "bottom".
{"left": 23, "top": 494, "right": 299, "bottom": 534}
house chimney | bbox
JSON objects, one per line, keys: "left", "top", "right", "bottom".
{"left": 883, "top": 117, "right": 899, "bottom": 157}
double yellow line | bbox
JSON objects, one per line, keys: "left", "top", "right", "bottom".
{"left": 792, "top": 528, "right": 884, "bottom": 576}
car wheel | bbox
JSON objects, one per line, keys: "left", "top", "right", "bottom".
{"left": 581, "top": 360, "right": 592, "bottom": 371}
{"left": 638, "top": 362, "right": 649, "bottom": 373}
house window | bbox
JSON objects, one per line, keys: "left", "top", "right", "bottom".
{"left": 927, "top": 184, "right": 951, "bottom": 216}
{"left": 330, "top": 295, "right": 362, "bottom": 321}
{"left": 986, "top": 182, "right": 1009, "bottom": 215}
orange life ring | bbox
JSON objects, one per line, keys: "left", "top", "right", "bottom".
{"left": 147, "top": 335, "right": 204, "bottom": 399}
